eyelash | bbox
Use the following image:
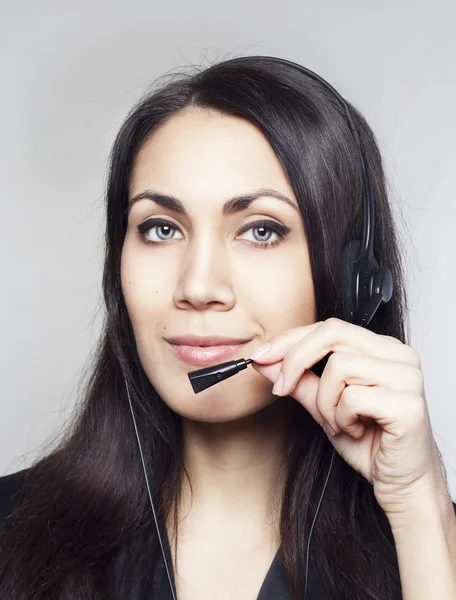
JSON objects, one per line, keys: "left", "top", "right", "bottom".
{"left": 136, "top": 218, "right": 291, "bottom": 249}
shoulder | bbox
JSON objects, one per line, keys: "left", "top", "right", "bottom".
{"left": 0, "top": 467, "right": 30, "bottom": 529}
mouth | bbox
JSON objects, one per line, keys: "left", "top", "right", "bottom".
{"left": 168, "top": 341, "right": 250, "bottom": 366}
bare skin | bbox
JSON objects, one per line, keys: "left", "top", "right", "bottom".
{"left": 121, "top": 106, "right": 316, "bottom": 598}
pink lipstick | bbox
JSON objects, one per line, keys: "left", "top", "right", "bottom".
{"left": 169, "top": 342, "right": 249, "bottom": 366}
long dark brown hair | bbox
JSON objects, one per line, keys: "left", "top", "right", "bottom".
{"left": 1, "top": 54, "right": 453, "bottom": 600}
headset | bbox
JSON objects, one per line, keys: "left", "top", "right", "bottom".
{"left": 123, "top": 55, "right": 393, "bottom": 599}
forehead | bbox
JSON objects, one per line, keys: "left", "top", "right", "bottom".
{"left": 128, "top": 107, "right": 297, "bottom": 208}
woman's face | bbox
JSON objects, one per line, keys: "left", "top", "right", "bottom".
{"left": 121, "top": 107, "right": 316, "bottom": 423}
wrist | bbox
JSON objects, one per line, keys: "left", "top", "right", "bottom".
{"left": 386, "top": 477, "right": 454, "bottom": 540}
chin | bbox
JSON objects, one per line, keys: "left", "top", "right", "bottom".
{"left": 146, "top": 365, "right": 279, "bottom": 422}
{"left": 169, "top": 394, "right": 279, "bottom": 424}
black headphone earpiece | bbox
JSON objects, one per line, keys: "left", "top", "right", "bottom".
{"left": 341, "top": 236, "right": 393, "bottom": 328}
{"left": 341, "top": 239, "right": 392, "bottom": 325}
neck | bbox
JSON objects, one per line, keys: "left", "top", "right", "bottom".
{"left": 167, "top": 395, "right": 298, "bottom": 547}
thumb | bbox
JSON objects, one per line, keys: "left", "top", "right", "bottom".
{"left": 250, "top": 360, "right": 282, "bottom": 385}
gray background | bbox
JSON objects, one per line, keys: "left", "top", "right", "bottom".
{"left": 1, "top": 0, "right": 455, "bottom": 497}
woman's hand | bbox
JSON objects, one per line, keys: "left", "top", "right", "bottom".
{"left": 249, "top": 317, "right": 445, "bottom": 521}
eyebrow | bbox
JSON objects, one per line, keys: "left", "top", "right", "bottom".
{"left": 128, "top": 188, "right": 299, "bottom": 215}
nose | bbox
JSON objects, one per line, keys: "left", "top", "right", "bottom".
{"left": 172, "top": 234, "right": 236, "bottom": 311}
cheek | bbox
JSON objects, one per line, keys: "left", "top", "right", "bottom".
{"left": 120, "top": 242, "right": 170, "bottom": 326}
{"left": 120, "top": 246, "right": 142, "bottom": 321}
{"left": 243, "top": 248, "right": 315, "bottom": 327}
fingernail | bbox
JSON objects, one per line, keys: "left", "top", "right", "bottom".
{"left": 272, "top": 372, "right": 284, "bottom": 395}
{"left": 323, "top": 422, "right": 336, "bottom": 436}
{"left": 249, "top": 343, "right": 272, "bottom": 360}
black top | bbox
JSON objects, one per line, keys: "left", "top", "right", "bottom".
{"left": 0, "top": 469, "right": 328, "bottom": 599}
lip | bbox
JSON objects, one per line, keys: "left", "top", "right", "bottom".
{"left": 168, "top": 341, "right": 250, "bottom": 366}
{"left": 166, "top": 334, "right": 251, "bottom": 346}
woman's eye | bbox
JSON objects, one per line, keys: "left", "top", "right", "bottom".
{"left": 136, "top": 218, "right": 291, "bottom": 248}
{"left": 239, "top": 223, "right": 282, "bottom": 246}
{"left": 137, "top": 219, "right": 183, "bottom": 243}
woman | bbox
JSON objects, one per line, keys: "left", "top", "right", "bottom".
{"left": 0, "top": 55, "right": 455, "bottom": 600}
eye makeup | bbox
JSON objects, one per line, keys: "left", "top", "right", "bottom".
{"left": 136, "top": 218, "right": 292, "bottom": 249}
